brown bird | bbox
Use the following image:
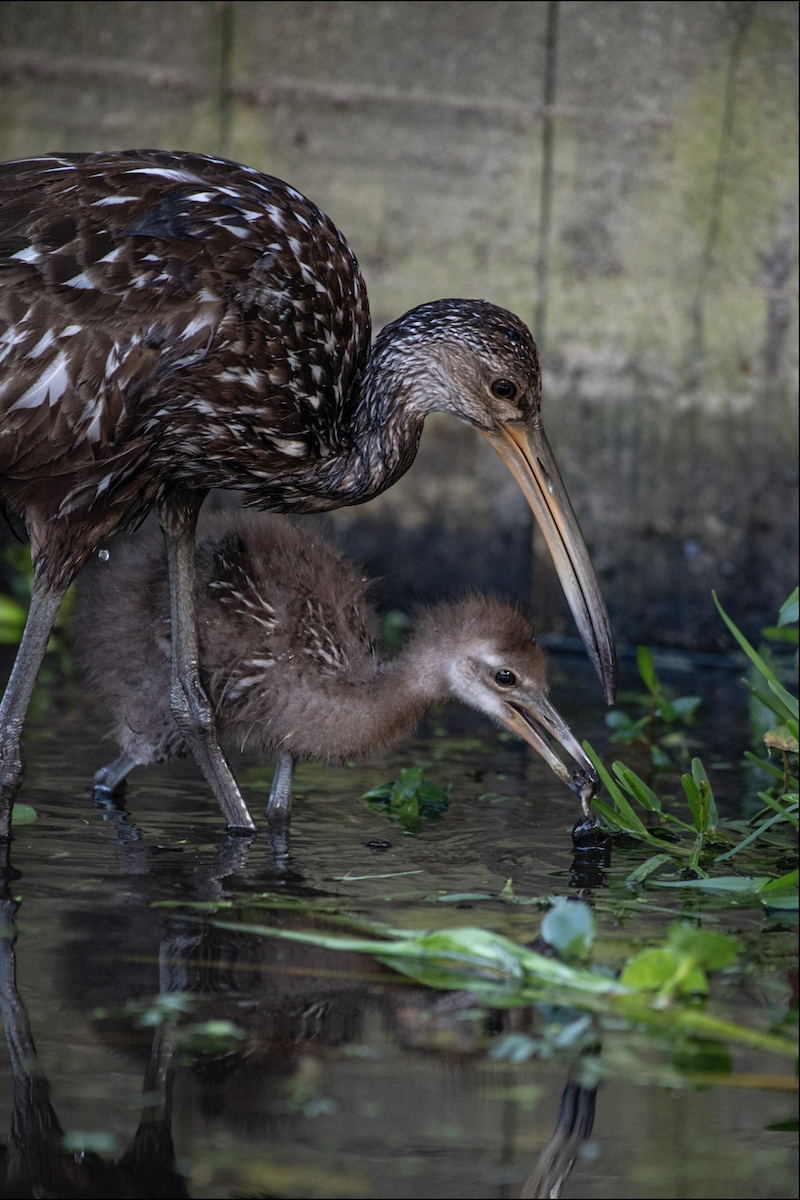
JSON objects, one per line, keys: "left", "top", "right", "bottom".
{"left": 75, "top": 511, "right": 599, "bottom": 835}
{"left": 0, "top": 149, "right": 614, "bottom": 836}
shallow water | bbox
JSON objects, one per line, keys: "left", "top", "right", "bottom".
{"left": 0, "top": 647, "right": 796, "bottom": 1199}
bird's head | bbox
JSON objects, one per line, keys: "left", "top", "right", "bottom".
{"left": 372, "top": 298, "right": 541, "bottom": 429}
{"left": 412, "top": 597, "right": 600, "bottom": 810}
{"left": 371, "top": 299, "right": 617, "bottom": 708}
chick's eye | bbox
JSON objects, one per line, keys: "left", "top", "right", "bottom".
{"left": 495, "top": 669, "right": 516, "bottom": 687}
{"left": 491, "top": 378, "right": 517, "bottom": 400}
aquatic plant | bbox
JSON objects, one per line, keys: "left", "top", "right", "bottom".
{"left": 193, "top": 894, "right": 796, "bottom": 1072}
{"left": 584, "top": 588, "right": 798, "bottom": 897}
{"left": 363, "top": 766, "right": 450, "bottom": 834}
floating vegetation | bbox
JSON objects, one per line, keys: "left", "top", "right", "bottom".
{"left": 363, "top": 766, "right": 450, "bottom": 834}
{"left": 206, "top": 896, "right": 796, "bottom": 1068}
{"left": 10, "top": 803, "right": 37, "bottom": 825}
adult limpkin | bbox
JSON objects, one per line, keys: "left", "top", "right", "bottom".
{"left": 0, "top": 149, "right": 615, "bottom": 837}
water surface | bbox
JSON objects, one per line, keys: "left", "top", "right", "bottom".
{"left": 0, "top": 648, "right": 795, "bottom": 1199}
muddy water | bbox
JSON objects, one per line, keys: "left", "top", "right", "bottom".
{"left": 0, "top": 648, "right": 795, "bottom": 1199}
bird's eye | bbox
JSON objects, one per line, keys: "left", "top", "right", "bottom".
{"left": 491, "top": 378, "right": 517, "bottom": 400}
{"left": 495, "top": 669, "right": 516, "bottom": 687}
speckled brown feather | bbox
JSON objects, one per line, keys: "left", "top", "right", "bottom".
{"left": 0, "top": 151, "right": 371, "bottom": 583}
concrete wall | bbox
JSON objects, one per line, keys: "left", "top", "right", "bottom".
{"left": 1, "top": 1, "right": 797, "bottom": 650}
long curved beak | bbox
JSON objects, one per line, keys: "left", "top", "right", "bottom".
{"left": 499, "top": 694, "right": 600, "bottom": 815}
{"left": 480, "top": 421, "right": 617, "bottom": 704}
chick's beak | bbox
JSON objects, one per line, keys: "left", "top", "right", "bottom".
{"left": 499, "top": 693, "right": 600, "bottom": 815}
{"left": 480, "top": 420, "right": 617, "bottom": 704}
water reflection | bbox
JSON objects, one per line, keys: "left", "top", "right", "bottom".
{"left": 0, "top": 821, "right": 598, "bottom": 1199}
{"left": 0, "top": 647, "right": 793, "bottom": 1199}
{"left": 0, "top": 840, "right": 189, "bottom": 1197}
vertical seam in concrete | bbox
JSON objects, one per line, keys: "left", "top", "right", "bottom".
{"left": 218, "top": 0, "right": 235, "bottom": 159}
{"left": 532, "top": 2, "right": 560, "bottom": 626}
{"left": 689, "top": 1, "right": 755, "bottom": 369}
{"left": 534, "top": 0, "right": 560, "bottom": 353}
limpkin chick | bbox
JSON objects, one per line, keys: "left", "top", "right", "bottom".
{"left": 75, "top": 513, "right": 599, "bottom": 837}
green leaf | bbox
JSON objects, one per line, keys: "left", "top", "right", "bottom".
{"left": 759, "top": 893, "right": 799, "bottom": 911}
{"left": 672, "top": 696, "right": 702, "bottom": 720}
{"left": 213, "top": 920, "right": 628, "bottom": 998}
{"left": 681, "top": 774, "right": 704, "bottom": 832}
{"left": 625, "top": 854, "right": 675, "bottom": 886}
{"left": 666, "top": 925, "right": 739, "bottom": 970}
{"left": 606, "top": 710, "right": 636, "bottom": 730}
{"left": 758, "top": 868, "right": 799, "bottom": 893}
{"left": 488, "top": 1033, "right": 538, "bottom": 1064}
{"left": 436, "top": 893, "right": 494, "bottom": 902}
{"left": 762, "top": 626, "right": 799, "bottom": 646}
{"left": 743, "top": 750, "right": 798, "bottom": 787}
{"left": 583, "top": 743, "right": 649, "bottom": 834}
{"left": 777, "top": 587, "right": 799, "bottom": 627}
{"left": 652, "top": 876, "right": 771, "bottom": 892}
{"left": 606, "top": 712, "right": 649, "bottom": 745}
{"left": 589, "top": 796, "right": 643, "bottom": 833}
{"left": 651, "top": 745, "right": 672, "bottom": 770}
{"left": 417, "top": 781, "right": 449, "bottom": 804}
{"left": 365, "top": 768, "right": 449, "bottom": 833}
{"left": 637, "top": 645, "right": 657, "bottom": 694}
{"left": 755, "top": 792, "right": 799, "bottom": 830}
{"left": 540, "top": 899, "right": 596, "bottom": 959}
{"left": 498, "top": 878, "right": 516, "bottom": 901}
{"left": 740, "top": 677, "right": 795, "bottom": 723}
{"left": 691, "top": 759, "right": 718, "bottom": 830}
{"left": 362, "top": 781, "right": 393, "bottom": 799}
{"left": 612, "top": 763, "right": 662, "bottom": 812}
{"left": 768, "top": 679, "right": 799, "bottom": 721}
{"left": 656, "top": 696, "right": 678, "bottom": 723}
{"left": 390, "top": 767, "right": 423, "bottom": 809}
{"left": 712, "top": 591, "right": 779, "bottom": 682}
{"left": 714, "top": 811, "right": 791, "bottom": 861}
{"left": 11, "top": 803, "right": 37, "bottom": 825}
{"left": 621, "top": 948, "right": 708, "bottom": 995}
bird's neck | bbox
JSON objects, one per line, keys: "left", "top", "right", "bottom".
{"left": 275, "top": 635, "right": 450, "bottom": 761}
{"left": 283, "top": 323, "right": 432, "bottom": 512}
{"left": 348, "top": 349, "right": 429, "bottom": 498}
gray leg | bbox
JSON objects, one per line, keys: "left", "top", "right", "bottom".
{"left": 159, "top": 500, "right": 256, "bottom": 835}
{"left": 94, "top": 753, "right": 138, "bottom": 794}
{"left": 0, "top": 573, "right": 67, "bottom": 839}
{"left": 267, "top": 751, "right": 294, "bottom": 827}
{"left": 267, "top": 751, "right": 294, "bottom": 865}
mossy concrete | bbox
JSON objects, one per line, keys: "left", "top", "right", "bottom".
{"left": 0, "top": 1, "right": 796, "bottom": 649}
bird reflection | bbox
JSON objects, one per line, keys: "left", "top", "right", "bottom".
{"left": 521, "top": 1074, "right": 598, "bottom": 1199}
{"left": 0, "top": 842, "right": 187, "bottom": 1197}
